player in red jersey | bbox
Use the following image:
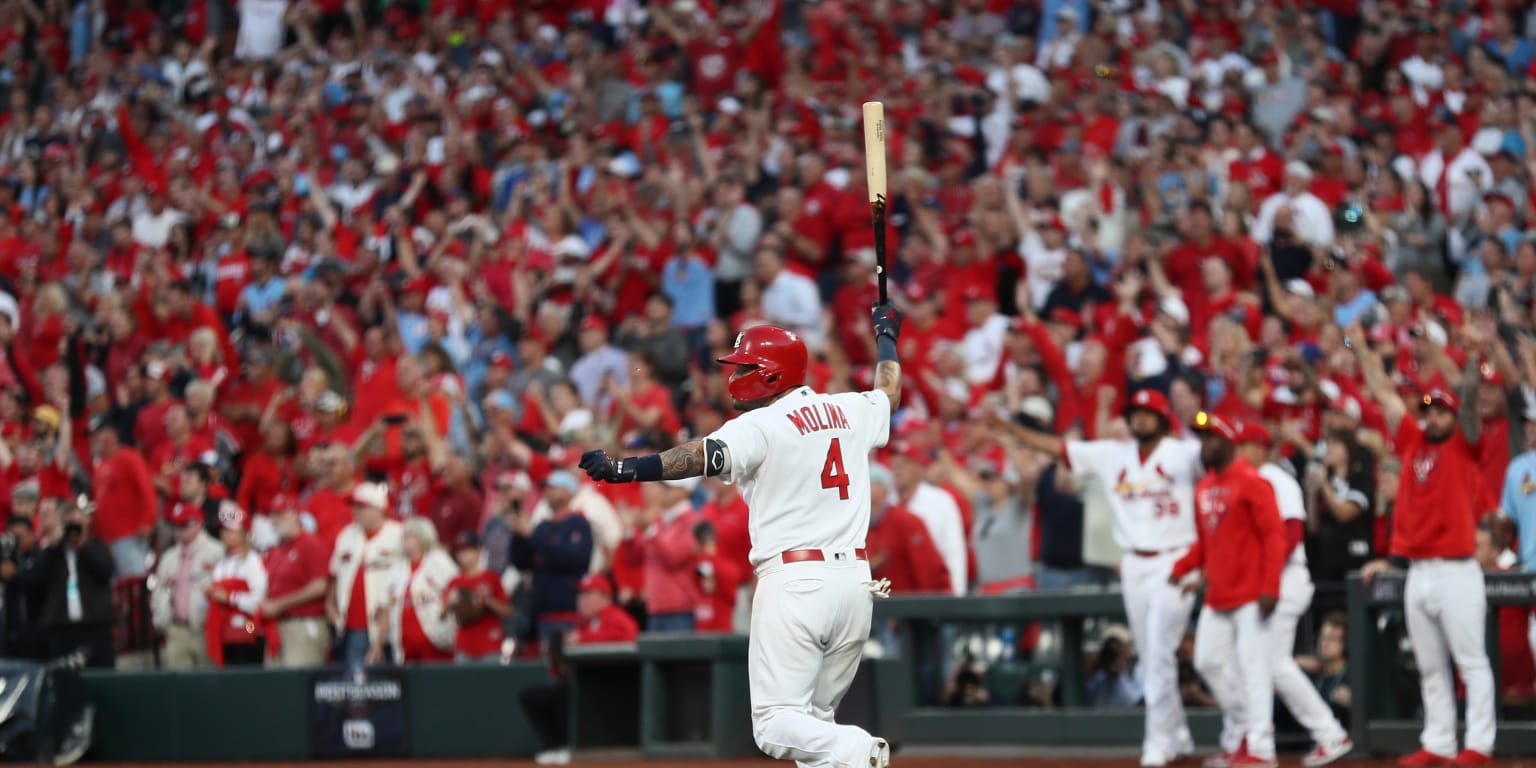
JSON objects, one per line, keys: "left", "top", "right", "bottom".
{"left": 1169, "top": 412, "right": 1286, "bottom": 768}
{"left": 1353, "top": 324, "right": 1496, "bottom": 768}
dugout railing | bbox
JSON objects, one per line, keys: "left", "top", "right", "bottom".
{"left": 1346, "top": 570, "right": 1536, "bottom": 755}
{"left": 865, "top": 590, "right": 1226, "bottom": 747}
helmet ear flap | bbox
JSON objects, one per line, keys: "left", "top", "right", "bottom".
{"left": 763, "top": 370, "right": 782, "bottom": 386}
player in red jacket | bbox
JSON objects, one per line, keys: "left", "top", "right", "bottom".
{"left": 1354, "top": 323, "right": 1496, "bottom": 767}
{"left": 1169, "top": 412, "right": 1286, "bottom": 768}
{"left": 866, "top": 465, "right": 952, "bottom": 594}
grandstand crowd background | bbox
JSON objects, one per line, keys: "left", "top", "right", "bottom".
{"left": 0, "top": 0, "right": 1532, "bottom": 724}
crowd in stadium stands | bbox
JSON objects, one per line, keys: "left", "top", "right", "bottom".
{"left": 0, "top": 0, "right": 1532, "bottom": 729}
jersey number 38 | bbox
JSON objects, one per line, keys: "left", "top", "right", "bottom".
{"left": 820, "top": 438, "right": 850, "bottom": 500}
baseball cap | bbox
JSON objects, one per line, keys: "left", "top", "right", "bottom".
{"left": 889, "top": 440, "right": 932, "bottom": 464}
{"left": 1419, "top": 388, "right": 1459, "bottom": 413}
{"left": 1125, "top": 388, "right": 1175, "bottom": 423}
{"left": 1235, "top": 420, "right": 1272, "bottom": 446}
{"left": 1191, "top": 411, "right": 1238, "bottom": 441}
{"left": 167, "top": 502, "right": 200, "bottom": 527}
{"left": 1479, "top": 362, "right": 1505, "bottom": 386}
{"left": 453, "top": 531, "right": 482, "bottom": 551}
{"left": 267, "top": 493, "right": 299, "bottom": 514}
{"left": 578, "top": 573, "right": 613, "bottom": 596}
{"left": 350, "top": 482, "right": 390, "bottom": 510}
{"left": 544, "top": 470, "right": 580, "bottom": 494}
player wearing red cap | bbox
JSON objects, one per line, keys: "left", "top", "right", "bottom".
{"left": 579, "top": 306, "right": 905, "bottom": 768}
{"left": 1233, "top": 422, "right": 1352, "bottom": 767}
{"left": 1002, "top": 388, "right": 1201, "bottom": 767}
{"left": 1353, "top": 327, "right": 1496, "bottom": 768}
{"left": 1168, "top": 412, "right": 1286, "bottom": 768}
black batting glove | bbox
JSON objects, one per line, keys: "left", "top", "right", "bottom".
{"left": 579, "top": 450, "right": 636, "bottom": 483}
{"left": 872, "top": 302, "right": 902, "bottom": 341}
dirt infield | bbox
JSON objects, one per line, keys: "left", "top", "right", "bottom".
{"left": 80, "top": 756, "right": 1536, "bottom": 767}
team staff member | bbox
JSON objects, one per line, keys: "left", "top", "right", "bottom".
{"left": 1001, "top": 389, "right": 1201, "bottom": 768}
{"left": 519, "top": 574, "right": 640, "bottom": 767}
{"left": 260, "top": 494, "right": 331, "bottom": 668}
{"left": 1234, "top": 423, "right": 1352, "bottom": 768}
{"left": 1355, "top": 325, "right": 1495, "bottom": 768}
{"left": 1169, "top": 413, "right": 1286, "bottom": 768}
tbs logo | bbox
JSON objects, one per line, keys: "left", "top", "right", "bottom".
{"left": 342, "top": 719, "right": 376, "bottom": 750}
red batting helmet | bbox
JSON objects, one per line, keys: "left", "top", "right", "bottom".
{"left": 717, "top": 325, "right": 808, "bottom": 402}
{"left": 1125, "top": 389, "right": 1176, "bottom": 425}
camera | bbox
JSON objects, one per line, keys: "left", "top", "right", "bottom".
{"left": 1334, "top": 203, "right": 1364, "bottom": 232}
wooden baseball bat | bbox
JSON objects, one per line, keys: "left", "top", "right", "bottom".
{"left": 862, "top": 101, "right": 889, "bottom": 307}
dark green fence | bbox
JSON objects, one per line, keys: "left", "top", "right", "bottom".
{"left": 74, "top": 579, "right": 1536, "bottom": 762}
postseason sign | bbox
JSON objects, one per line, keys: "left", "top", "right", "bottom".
{"left": 309, "top": 667, "right": 410, "bottom": 758}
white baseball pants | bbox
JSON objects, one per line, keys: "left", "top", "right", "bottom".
{"left": 1194, "top": 602, "right": 1276, "bottom": 759}
{"left": 1220, "top": 565, "right": 1348, "bottom": 748}
{"left": 749, "top": 556, "right": 879, "bottom": 768}
{"left": 1406, "top": 559, "right": 1495, "bottom": 756}
{"left": 1121, "top": 548, "right": 1196, "bottom": 760}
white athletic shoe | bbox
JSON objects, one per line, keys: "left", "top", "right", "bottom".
{"left": 1141, "top": 750, "right": 1169, "bottom": 768}
{"left": 1302, "top": 737, "right": 1353, "bottom": 767}
{"left": 868, "top": 738, "right": 890, "bottom": 767}
{"left": 534, "top": 747, "right": 571, "bottom": 765}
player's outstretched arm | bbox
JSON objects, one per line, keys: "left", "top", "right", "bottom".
{"left": 872, "top": 302, "right": 902, "bottom": 414}
{"left": 994, "top": 417, "right": 1065, "bottom": 459}
{"left": 580, "top": 440, "right": 715, "bottom": 483}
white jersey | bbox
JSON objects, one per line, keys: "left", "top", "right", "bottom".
{"left": 708, "top": 386, "right": 891, "bottom": 567}
{"left": 1259, "top": 462, "right": 1307, "bottom": 568}
{"left": 1065, "top": 437, "right": 1201, "bottom": 552}
{"left": 903, "top": 482, "right": 967, "bottom": 596}
{"left": 235, "top": 0, "right": 289, "bottom": 61}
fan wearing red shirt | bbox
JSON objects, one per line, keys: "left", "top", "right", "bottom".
{"left": 260, "top": 496, "right": 331, "bottom": 668}
{"left": 444, "top": 532, "right": 511, "bottom": 661}
{"left": 610, "top": 352, "right": 681, "bottom": 445}
{"left": 88, "top": 418, "right": 157, "bottom": 577}
{"left": 867, "top": 466, "right": 952, "bottom": 594}
{"left": 1353, "top": 330, "right": 1496, "bottom": 767}
{"left": 1168, "top": 412, "right": 1286, "bottom": 767}
{"left": 692, "top": 519, "right": 743, "bottom": 633}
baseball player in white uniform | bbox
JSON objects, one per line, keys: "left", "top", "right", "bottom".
{"left": 1004, "top": 389, "right": 1199, "bottom": 767}
{"left": 1233, "top": 421, "right": 1352, "bottom": 768}
{"left": 580, "top": 306, "right": 905, "bottom": 768}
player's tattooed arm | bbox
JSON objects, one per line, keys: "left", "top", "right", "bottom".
{"left": 659, "top": 440, "right": 706, "bottom": 479}
{"left": 874, "top": 360, "right": 902, "bottom": 414}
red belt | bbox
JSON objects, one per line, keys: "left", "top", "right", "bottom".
{"left": 1132, "top": 548, "right": 1178, "bottom": 558}
{"left": 781, "top": 548, "right": 867, "bottom": 564}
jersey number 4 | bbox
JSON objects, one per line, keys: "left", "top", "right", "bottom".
{"left": 820, "top": 438, "right": 850, "bottom": 500}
